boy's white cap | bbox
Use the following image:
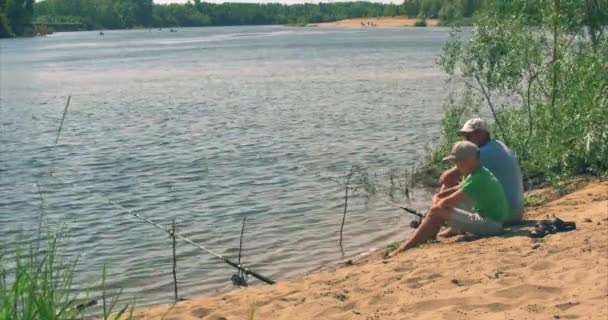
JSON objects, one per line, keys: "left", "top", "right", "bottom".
{"left": 459, "top": 118, "right": 490, "bottom": 134}
{"left": 443, "top": 141, "right": 480, "bottom": 161}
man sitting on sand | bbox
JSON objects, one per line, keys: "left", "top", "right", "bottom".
{"left": 388, "top": 141, "right": 510, "bottom": 256}
{"left": 439, "top": 118, "right": 524, "bottom": 236}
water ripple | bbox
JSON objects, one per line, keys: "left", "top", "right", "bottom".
{"left": 0, "top": 25, "right": 451, "bottom": 308}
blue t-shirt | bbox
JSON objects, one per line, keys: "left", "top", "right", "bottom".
{"left": 480, "top": 140, "right": 525, "bottom": 214}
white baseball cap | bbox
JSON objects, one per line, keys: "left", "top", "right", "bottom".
{"left": 443, "top": 141, "right": 480, "bottom": 161}
{"left": 459, "top": 118, "right": 490, "bottom": 134}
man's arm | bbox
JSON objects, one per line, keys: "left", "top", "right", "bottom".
{"left": 437, "top": 190, "right": 467, "bottom": 209}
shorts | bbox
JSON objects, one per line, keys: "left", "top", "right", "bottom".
{"left": 510, "top": 206, "right": 525, "bottom": 224}
{"left": 447, "top": 208, "right": 504, "bottom": 236}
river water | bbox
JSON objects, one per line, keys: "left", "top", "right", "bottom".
{"left": 0, "top": 26, "right": 450, "bottom": 307}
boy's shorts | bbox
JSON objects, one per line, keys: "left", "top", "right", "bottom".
{"left": 447, "top": 208, "right": 504, "bottom": 236}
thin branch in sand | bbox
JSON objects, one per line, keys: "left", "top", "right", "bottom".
{"left": 171, "top": 219, "right": 179, "bottom": 303}
{"left": 410, "top": 164, "right": 416, "bottom": 198}
{"left": 339, "top": 167, "right": 354, "bottom": 248}
{"left": 35, "top": 183, "right": 45, "bottom": 249}
{"left": 238, "top": 216, "right": 247, "bottom": 266}
{"left": 55, "top": 95, "right": 72, "bottom": 145}
{"left": 404, "top": 169, "right": 410, "bottom": 199}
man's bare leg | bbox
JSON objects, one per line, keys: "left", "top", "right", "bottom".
{"left": 388, "top": 206, "right": 451, "bottom": 257}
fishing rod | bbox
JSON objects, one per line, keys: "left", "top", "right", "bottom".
{"left": 372, "top": 196, "right": 428, "bottom": 228}
{"left": 356, "top": 187, "right": 426, "bottom": 227}
{"left": 102, "top": 195, "right": 275, "bottom": 285}
{"left": 41, "top": 173, "right": 275, "bottom": 286}
{"left": 374, "top": 197, "right": 425, "bottom": 218}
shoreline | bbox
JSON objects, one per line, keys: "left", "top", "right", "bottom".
{"left": 1, "top": 18, "right": 442, "bottom": 39}
{"left": 128, "top": 180, "right": 608, "bottom": 319}
{"left": 307, "top": 17, "right": 441, "bottom": 28}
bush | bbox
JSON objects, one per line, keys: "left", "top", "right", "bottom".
{"left": 425, "top": 0, "right": 608, "bottom": 188}
{"left": 438, "top": 3, "right": 461, "bottom": 25}
{"left": 414, "top": 19, "right": 427, "bottom": 27}
{"left": 33, "top": 24, "right": 52, "bottom": 35}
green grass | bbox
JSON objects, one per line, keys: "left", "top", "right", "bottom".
{"left": 0, "top": 231, "right": 134, "bottom": 320}
{"left": 524, "top": 194, "right": 547, "bottom": 207}
{"left": 0, "top": 235, "right": 80, "bottom": 320}
{"left": 384, "top": 241, "right": 403, "bottom": 255}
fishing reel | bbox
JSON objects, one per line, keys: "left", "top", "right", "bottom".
{"left": 409, "top": 216, "right": 423, "bottom": 229}
{"left": 231, "top": 268, "right": 248, "bottom": 287}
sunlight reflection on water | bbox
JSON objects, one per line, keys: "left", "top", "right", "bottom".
{"left": 0, "top": 25, "right": 451, "bottom": 307}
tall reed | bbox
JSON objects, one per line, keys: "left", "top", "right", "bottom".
{"left": 0, "top": 231, "right": 134, "bottom": 320}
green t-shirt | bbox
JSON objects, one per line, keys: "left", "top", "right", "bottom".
{"left": 460, "top": 166, "right": 511, "bottom": 223}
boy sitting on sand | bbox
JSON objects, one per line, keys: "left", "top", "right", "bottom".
{"left": 388, "top": 141, "right": 510, "bottom": 257}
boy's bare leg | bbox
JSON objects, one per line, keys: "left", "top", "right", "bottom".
{"left": 438, "top": 172, "right": 461, "bottom": 237}
{"left": 388, "top": 206, "right": 451, "bottom": 257}
{"left": 438, "top": 227, "right": 461, "bottom": 238}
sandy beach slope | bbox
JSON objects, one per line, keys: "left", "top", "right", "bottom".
{"left": 307, "top": 17, "right": 440, "bottom": 28}
{"left": 130, "top": 181, "right": 608, "bottom": 320}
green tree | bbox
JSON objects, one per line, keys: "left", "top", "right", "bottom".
{"left": 136, "top": 0, "right": 153, "bottom": 25}
{"left": 438, "top": 2, "right": 461, "bottom": 23}
{"left": 433, "top": 0, "right": 608, "bottom": 185}
{"left": 402, "top": 0, "right": 420, "bottom": 17}
{"left": 462, "top": 0, "right": 480, "bottom": 17}
{"left": 419, "top": 0, "right": 442, "bottom": 17}
{"left": 1, "top": 0, "right": 33, "bottom": 36}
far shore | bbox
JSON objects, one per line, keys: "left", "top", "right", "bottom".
{"left": 2, "top": 19, "right": 442, "bottom": 39}
{"left": 307, "top": 17, "right": 441, "bottom": 28}
{"left": 127, "top": 180, "right": 608, "bottom": 320}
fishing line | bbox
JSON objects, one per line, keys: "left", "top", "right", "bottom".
{"left": 39, "top": 169, "right": 275, "bottom": 285}
{"left": 102, "top": 195, "right": 274, "bottom": 285}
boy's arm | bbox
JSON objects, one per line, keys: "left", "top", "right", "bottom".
{"left": 436, "top": 184, "right": 461, "bottom": 199}
{"left": 439, "top": 166, "right": 461, "bottom": 187}
{"left": 437, "top": 190, "right": 467, "bottom": 209}
{"left": 432, "top": 184, "right": 461, "bottom": 205}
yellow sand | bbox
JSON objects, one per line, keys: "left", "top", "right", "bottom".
{"left": 130, "top": 181, "right": 608, "bottom": 320}
{"left": 307, "top": 17, "right": 440, "bottom": 28}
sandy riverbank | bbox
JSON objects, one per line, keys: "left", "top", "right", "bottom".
{"left": 130, "top": 181, "right": 608, "bottom": 320}
{"left": 307, "top": 17, "right": 440, "bottom": 28}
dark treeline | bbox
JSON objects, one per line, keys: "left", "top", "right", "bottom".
{"left": 1, "top": 0, "right": 487, "bottom": 37}
{"left": 33, "top": 0, "right": 407, "bottom": 30}
{"left": 32, "top": 0, "right": 485, "bottom": 32}
{"left": 402, "top": 0, "right": 481, "bottom": 23}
